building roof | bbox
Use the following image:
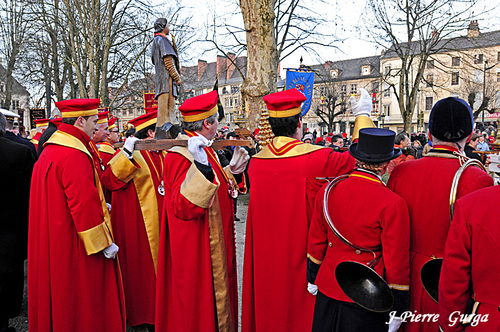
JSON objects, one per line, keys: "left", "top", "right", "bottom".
{"left": 306, "top": 55, "right": 381, "bottom": 83}
{"left": 181, "top": 56, "right": 247, "bottom": 90}
{"left": 382, "top": 29, "right": 500, "bottom": 59}
{"left": 0, "top": 63, "right": 30, "bottom": 96}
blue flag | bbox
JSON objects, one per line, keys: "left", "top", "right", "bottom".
{"left": 285, "top": 70, "right": 315, "bottom": 116}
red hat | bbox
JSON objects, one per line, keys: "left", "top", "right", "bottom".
{"left": 97, "top": 111, "right": 109, "bottom": 125}
{"left": 34, "top": 118, "right": 50, "bottom": 128}
{"left": 325, "top": 136, "right": 332, "bottom": 143}
{"left": 263, "top": 89, "right": 306, "bottom": 118}
{"left": 342, "top": 132, "right": 347, "bottom": 139}
{"left": 129, "top": 111, "right": 157, "bottom": 132}
{"left": 254, "top": 128, "right": 260, "bottom": 136}
{"left": 56, "top": 98, "right": 100, "bottom": 118}
{"left": 51, "top": 117, "right": 63, "bottom": 127}
{"left": 315, "top": 137, "right": 323, "bottom": 144}
{"left": 178, "top": 90, "right": 218, "bottom": 122}
{"left": 108, "top": 117, "right": 118, "bottom": 130}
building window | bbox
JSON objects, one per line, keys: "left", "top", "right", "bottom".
{"left": 341, "top": 85, "right": 347, "bottom": 93}
{"left": 362, "top": 66, "right": 371, "bottom": 75}
{"left": 474, "top": 69, "right": 483, "bottom": 84}
{"left": 383, "top": 83, "right": 391, "bottom": 97}
{"left": 426, "top": 74, "right": 434, "bottom": 87}
{"left": 231, "top": 85, "right": 240, "bottom": 94}
{"left": 350, "top": 84, "right": 357, "bottom": 94}
{"left": 426, "top": 60, "right": 434, "bottom": 69}
{"left": 12, "top": 100, "right": 19, "bottom": 109}
{"left": 425, "top": 96, "right": 433, "bottom": 110}
{"left": 451, "top": 72, "right": 460, "bottom": 85}
{"left": 498, "top": 52, "right": 500, "bottom": 62}
{"left": 496, "top": 91, "right": 500, "bottom": 108}
{"left": 384, "top": 65, "right": 391, "bottom": 76}
{"left": 330, "top": 70, "right": 338, "bottom": 78}
{"left": 383, "top": 104, "right": 390, "bottom": 116}
{"left": 0, "top": 83, "right": 4, "bottom": 92}
{"left": 497, "top": 72, "right": 500, "bottom": 82}
{"left": 474, "top": 54, "right": 483, "bottom": 64}
{"left": 452, "top": 57, "right": 460, "bottom": 66}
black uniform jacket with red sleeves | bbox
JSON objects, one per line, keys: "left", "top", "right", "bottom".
{"left": 308, "top": 169, "right": 411, "bottom": 303}
{"left": 439, "top": 185, "right": 500, "bottom": 332}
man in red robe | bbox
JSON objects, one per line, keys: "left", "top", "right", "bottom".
{"left": 28, "top": 98, "right": 126, "bottom": 331}
{"left": 101, "top": 111, "right": 164, "bottom": 331}
{"left": 438, "top": 186, "right": 500, "bottom": 331}
{"left": 241, "top": 88, "right": 375, "bottom": 332}
{"left": 156, "top": 90, "right": 249, "bottom": 332}
{"left": 387, "top": 97, "right": 493, "bottom": 332}
{"left": 93, "top": 110, "right": 113, "bottom": 202}
{"left": 30, "top": 118, "right": 49, "bottom": 151}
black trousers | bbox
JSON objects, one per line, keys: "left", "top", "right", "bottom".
{"left": 0, "top": 261, "right": 24, "bottom": 330}
{"left": 311, "top": 291, "right": 389, "bottom": 332}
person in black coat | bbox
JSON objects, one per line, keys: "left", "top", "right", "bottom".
{"left": 0, "top": 112, "right": 37, "bottom": 161}
{"left": 0, "top": 113, "right": 35, "bottom": 332}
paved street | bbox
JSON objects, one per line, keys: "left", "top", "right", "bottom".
{"left": 10, "top": 195, "right": 250, "bottom": 331}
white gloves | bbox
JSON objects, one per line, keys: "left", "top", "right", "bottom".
{"left": 106, "top": 203, "right": 112, "bottom": 212}
{"left": 307, "top": 282, "right": 318, "bottom": 296}
{"left": 188, "top": 135, "right": 211, "bottom": 166}
{"left": 122, "top": 137, "right": 139, "bottom": 159}
{"left": 103, "top": 243, "right": 119, "bottom": 259}
{"left": 350, "top": 88, "right": 372, "bottom": 117}
{"left": 388, "top": 317, "right": 402, "bottom": 332}
{"left": 229, "top": 147, "right": 250, "bottom": 174}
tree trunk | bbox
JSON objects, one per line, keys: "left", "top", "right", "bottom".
{"left": 240, "top": 0, "right": 277, "bottom": 130}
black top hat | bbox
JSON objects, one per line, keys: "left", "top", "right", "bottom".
{"left": 349, "top": 128, "right": 401, "bottom": 163}
{"left": 428, "top": 97, "right": 473, "bottom": 142}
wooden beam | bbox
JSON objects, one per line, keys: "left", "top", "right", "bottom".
{"left": 114, "top": 139, "right": 252, "bottom": 151}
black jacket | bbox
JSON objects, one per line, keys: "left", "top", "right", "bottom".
{"left": 0, "top": 136, "right": 35, "bottom": 273}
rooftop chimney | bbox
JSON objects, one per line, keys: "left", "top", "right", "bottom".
{"left": 227, "top": 53, "right": 236, "bottom": 80}
{"left": 467, "top": 20, "right": 480, "bottom": 38}
{"left": 198, "top": 60, "right": 207, "bottom": 80}
{"left": 217, "top": 55, "right": 227, "bottom": 80}
{"left": 324, "top": 61, "right": 333, "bottom": 70}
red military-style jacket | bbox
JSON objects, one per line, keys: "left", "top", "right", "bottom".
{"left": 388, "top": 145, "right": 493, "bottom": 332}
{"left": 308, "top": 169, "right": 410, "bottom": 302}
{"left": 439, "top": 186, "right": 500, "bottom": 332}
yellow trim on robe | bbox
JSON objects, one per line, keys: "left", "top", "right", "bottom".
{"left": 180, "top": 163, "right": 220, "bottom": 209}
{"left": 351, "top": 115, "right": 375, "bottom": 141}
{"left": 253, "top": 136, "right": 325, "bottom": 159}
{"left": 97, "top": 142, "right": 116, "bottom": 155}
{"left": 130, "top": 151, "right": 161, "bottom": 274}
{"left": 46, "top": 131, "right": 92, "bottom": 157}
{"left": 47, "top": 130, "right": 115, "bottom": 251}
{"left": 109, "top": 152, "right": 140, "bottom": 183}
{"left": 307, "top": 253, "right": 323, "bottom": 265}
{"left": 77, "top": 221, "right": 114, "bottom": 255}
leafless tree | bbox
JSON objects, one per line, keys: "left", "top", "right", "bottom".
{"left": 203, "top": 0, "right": 340, "bottom": 129}
{"left": 366, "top": 0, "right": 490, "bottom": 132}
{"left": 0, "top": 0, "right": 30, "bottom": 110}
